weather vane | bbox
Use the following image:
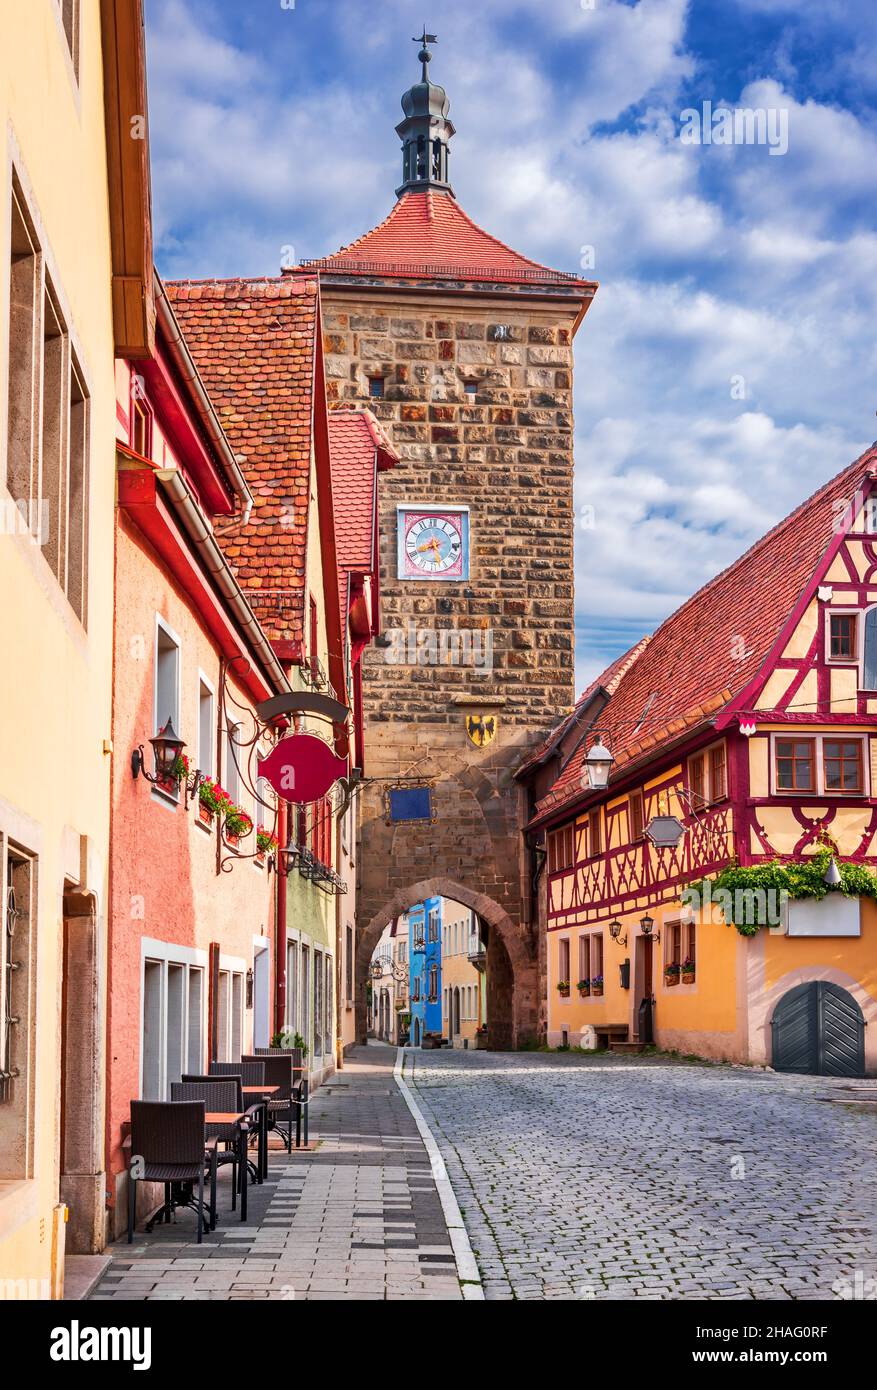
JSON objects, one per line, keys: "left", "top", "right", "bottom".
{"left": 414, "top": 28, "right": 438, "bottom": 81}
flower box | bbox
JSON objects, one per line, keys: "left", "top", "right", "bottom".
{"left": 591, "top": 983, "right": 604, "bottom": 997}
{"left": 665, "top": 972, "right": 680, "bottom": 987}
{"left": 197, "top": 802, "right": 214, "bottom": 827}
{"left": 681, "top": 960, "right": 696, "bottom": 984}
{"left": 681, "top": 971, "right": 695, "bottom": 984}
{"left": 226, "top": 832, "right": 240, "bottom": 850}
{"left": 577, "top": 981, "right": 590, "bottom": 998}
{"left": 557, "top": 982, "right": 570, "bottom": 997}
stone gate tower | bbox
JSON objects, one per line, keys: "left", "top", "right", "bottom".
{"left": 307, "top": 35, "right": 596, "bottom": 1046}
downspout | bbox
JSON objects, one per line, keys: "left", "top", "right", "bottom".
{"left": 154, "top": 274, "right": 253, "bottom": 521}
{"left": 334, "top": 805, "right": 344, "bottom": 1071}
{"left": 275, "top": 799, "right": 288, "bottom": 1039}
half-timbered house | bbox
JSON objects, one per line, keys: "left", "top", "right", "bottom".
{"left": 524, "top": 446, "right": 877, "bottom": 1075}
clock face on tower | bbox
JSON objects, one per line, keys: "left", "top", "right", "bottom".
{"left": 397, "top": 506, "right": 470, "bottom": 581}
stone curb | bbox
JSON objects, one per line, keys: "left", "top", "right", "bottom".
{"left": 393, "top": 1047, "right": 485, "bottom": 1300}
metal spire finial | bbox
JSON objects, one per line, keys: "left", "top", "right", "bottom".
{"left": 414, "top": 28, "right": 438, "bottom": 82}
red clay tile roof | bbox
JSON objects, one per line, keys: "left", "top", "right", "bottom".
{"left": 517, "top": 639, "right": 650, "bottom": 778}
{"left": 165, "top": 275, "right": 319, "bottom": 648}
{"left": 328, "top": 409, "right": 398, "bottom": 625}
{"left": 304, "top": 189, "right": 594, "bottom": 289}
{"left": 536, "top": 445, "right": 877, "bottom": 821}
{"left": 328, "top": 410, "right": 397, "bottom": 573}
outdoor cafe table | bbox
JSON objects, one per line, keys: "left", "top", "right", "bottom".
{"left": 205, "top": 1112, "right": 251, "bottom": 1221}
{"left": 241, "top": 1085, "right": 279, "bottom": 1179}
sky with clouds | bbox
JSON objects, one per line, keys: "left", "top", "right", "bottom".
{"left": 144, "top": 0, "right": 877, "bottom": 691}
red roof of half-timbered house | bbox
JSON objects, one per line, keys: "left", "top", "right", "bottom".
{"left": 165, "top": 274, "right": 320, "bottom": 652}
{"left": 536, "top": 445, "right": 877, "bottom": 822}
{"left": 517, "top": 639, "right": 650, "bottom": 779}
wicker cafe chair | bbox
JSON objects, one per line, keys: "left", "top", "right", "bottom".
{"left": 184, "top": 1073, "right": 263, "bottom": 1185}
{"left": 171, "top": 1081, "right": 243, "bottom": 1225}
{"left": 208, "top": 1060, "right": 266, "bottom": 1086}
{"left": 243, "top": 1053, "right": 303, "bottom": 1152}
{"left": 128, "top": 1100, "right": 217, "bottom": 1245}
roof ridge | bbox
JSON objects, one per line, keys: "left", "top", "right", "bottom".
{"left": 641, "top": 442, "right": 877, "bottom": 653}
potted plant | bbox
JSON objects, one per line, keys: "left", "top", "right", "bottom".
{"left": 557, "top": 980, "right": 570, "bottom": 997}
{"left": 577, "top": 978, "right": 590, "bottom": 997}
{"left": 270, "top": 1028, "right": 309, "bottom": 1060}
{"left": 197, "top": 776, "right": 232, "bottom": 826}
{"left": 590, "top": 973, "right": 604, "bottom": 997}
{"left": 256, "top": 826, "right": 278, "bottom": 861}
{"left": 665, "top": 962, "right": 681, "bottom": 987}
{"left": 224, "top": 804, "right": 254, "bottom": 848}
{"left": 681, "top": 957, "right": 696, "bottom": 984}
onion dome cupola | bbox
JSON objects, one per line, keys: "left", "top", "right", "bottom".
{"left": 396, "top": 30, "right": 455, "bottom": 197}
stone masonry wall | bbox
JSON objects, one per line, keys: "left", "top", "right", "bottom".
{"left": 320, "top": 281, "right": 581, "bottom": 1045}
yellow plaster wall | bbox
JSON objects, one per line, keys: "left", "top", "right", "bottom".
{"left": 0, "top": 3, "right": 116, "bottom": 1293}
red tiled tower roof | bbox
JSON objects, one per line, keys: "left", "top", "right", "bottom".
{"left": 304, "top": 189, "right": 594, "bottom": 290}
{"left": 536, "top": 445, "right": 877, "bottom": 821}
{"left": 165, "top": 275, "right": 319, "bottom": 649}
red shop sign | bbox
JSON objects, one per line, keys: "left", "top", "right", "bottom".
{"left": 258, "top": 732, "right": 348, "bottom": 805}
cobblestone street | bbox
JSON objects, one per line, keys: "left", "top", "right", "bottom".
{"left": 407, "top": 1049, "right": 877, "bottom": 1301}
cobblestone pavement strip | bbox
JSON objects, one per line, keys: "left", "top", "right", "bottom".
{"left": 408, "top": 1049, "right": 877, "bottom": 1301}
{"left": 90, "top": 1045, "right": 463, "bottom": 1302}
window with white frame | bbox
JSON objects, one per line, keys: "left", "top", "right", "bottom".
{"left": 225, "top": 721, "right": 241, "bottom": 804}
{"left": 214, "top": 965, "right": 244, "bottom": 1063}
{"left": 141, "top": 952, "right": 205, "bottom": 1099}
{"left": 300, "top": 946, "right": 310, "bottom": 1047}
{"left": 558, "top": 937, "right": 570, "bottom": 986}
{"left": 198, "top": 678, "right": 215, "bottom": 778}
{"left": 325, "top": 956, "right": 333, "bottom": 1055}
{"left": 313, "top": 950, "right": 324, "bottom": 1057}
{"left": 286, "top": 941, "right": 299, "bottom": 1032}
{"left": 154, "top": 620, "right": 180, "bottom": 738}
{"left": 1, "top": 838, "right": 35, "bottom": 1167}
{"left": 7, "top": 176, "right": 89, "bottom": 622}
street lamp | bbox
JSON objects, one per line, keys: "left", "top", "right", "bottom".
{"left": 131, "top": 718, "right": 186, "bottom": 785}
{"left": 580, "top": 737, "right": 615, "bottom": 791}
{"left": 277, "top": 836, "right": 300, "bottom": 875}
{"left": 823, "top": 857, "right": 842, "bottom": 887}
{"left": 608, "top": 918, "right": 627, "bottom": 948}
{"left": 639, "top": 912, "right": 660, "bottom": 941}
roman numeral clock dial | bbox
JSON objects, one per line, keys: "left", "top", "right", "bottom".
{"left": 397, "top": 506, "right": 470, "bottom": 581}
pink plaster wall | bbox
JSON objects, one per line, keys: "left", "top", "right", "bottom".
{"left": 106, "top": 513, "right": 276, "bottom": 1220}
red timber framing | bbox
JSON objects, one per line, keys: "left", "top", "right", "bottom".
{"left": 532, "top": 456, "right": 877, "bottom": 937}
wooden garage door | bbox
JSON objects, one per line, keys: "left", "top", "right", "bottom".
{"left": 771, "top": 981, "right": 864, "bottom": 1077}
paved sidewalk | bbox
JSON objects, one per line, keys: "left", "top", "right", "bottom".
{"left": 90, "top": 1045, "right": 463, "bottom": 1301}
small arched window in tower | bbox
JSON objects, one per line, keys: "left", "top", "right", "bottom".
{"left": 432, "top": 138, "right": 442, "bottom": 181}
{"left": 863, "top": 606, "right": 877, "bottom": 689}
{"left": 416, "top": 135, "right": 426, "bottom": 179}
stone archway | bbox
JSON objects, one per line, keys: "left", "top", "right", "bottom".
{"left": 356, "top": 875, "right": 538, "bottom": 1050}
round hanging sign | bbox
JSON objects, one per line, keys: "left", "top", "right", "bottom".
{"left": 258, "top": 732, "right": 348, "bottom": 805}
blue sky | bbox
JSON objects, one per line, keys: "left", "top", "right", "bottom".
{"left": 144, "top": 0, "right": 877, "bottom": 691}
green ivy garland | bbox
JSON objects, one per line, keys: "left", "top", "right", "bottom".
{"left": 686, "top": 848, "right": 877, "bottom": 936}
